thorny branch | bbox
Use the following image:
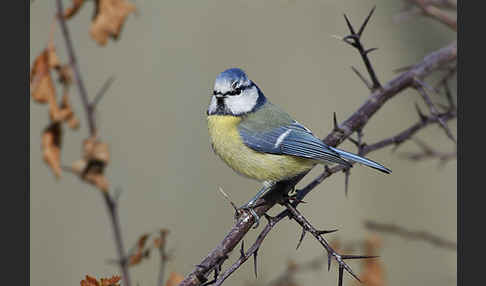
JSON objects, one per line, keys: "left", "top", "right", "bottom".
{"left": 55, "top": 1, "right": 132, "bottom": 285}
{"left": 364, "top": 220, "right": 457, "bottom": 251}
{"left": 179, "top": 7, "right": 457, "bottom": 284}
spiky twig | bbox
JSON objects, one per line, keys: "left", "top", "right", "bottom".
{"left": 55, "top": 1, "right": 130, "bottom": 285}
{"left": 338, "top": 7, "right": 382, "bottom": 90}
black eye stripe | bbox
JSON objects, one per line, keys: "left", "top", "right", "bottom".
{"left": 213, "top": 82, "right": 254, "bottom": 97}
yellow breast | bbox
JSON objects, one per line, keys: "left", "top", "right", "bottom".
{"left": 207, "top": 115, "right": 315, "bottom": 182}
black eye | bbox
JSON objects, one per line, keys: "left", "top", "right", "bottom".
{"left": 231, "top": 81, "right": 239, "bottom": 89}
{"left": 234, "top": 88, "right": 241, "bottom": 95}
{"left": 213, "top": 90, "right": 217, "bottom": 95}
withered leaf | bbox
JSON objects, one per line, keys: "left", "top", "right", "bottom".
{"left": 80, "top": 275, "right": 99, "bottom": 286}
{"left": 42, "top": 122, "right": 62, "bottom": 178}
{"left": 80, "top": 275, "right": 121, "bottom": 286}
{"left": 100, "top": 275, "right": 122, "bottom": 286}
{"left": 64, "top": 0, "right": 86, "bottom": 19}
{"left": 128, "top": 233, "right": 151, "bottom": 266}
{"left": 70, "top": 137, "right": 110, "bottom": 191}
{"left": 165, "top": 272, "right": 184, "bottom": 286}
{"left": 90, "top": 0, "right": 136, "bottom": 46}
{"left": 58, "top": 64, "right": 73, "bottom": 86}
{"left": 30, "top": 49, "right": 56, "bottom": 104}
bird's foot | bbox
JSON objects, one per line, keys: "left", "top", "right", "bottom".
{"left": 235, "top": 204, "right": 261, "bottom": 229}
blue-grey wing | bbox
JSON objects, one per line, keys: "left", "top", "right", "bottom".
{"left": 238, "top": 121, "right": 351, "bottom": 167}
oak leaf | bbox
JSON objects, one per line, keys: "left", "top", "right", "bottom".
{"left": 42, "top": 122, "right": 62, "bottom": 178}
{"left": 90, "top": 0, "right": 136, "bottom": 45}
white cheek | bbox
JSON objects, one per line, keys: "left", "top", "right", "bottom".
{"left": 226, "top": 87, "right": 259, "bottom": 115}
{"left": 208, "top": 96, "right": 218, "bottom": 114}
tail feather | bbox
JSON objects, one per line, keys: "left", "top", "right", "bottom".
{"left": 328, "top": 146, "right": 392, "bottom": 174}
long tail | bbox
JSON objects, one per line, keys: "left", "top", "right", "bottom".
{"left": 328, "top": 146, "right": 392, "bottom": 174}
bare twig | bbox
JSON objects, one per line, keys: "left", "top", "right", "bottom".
{"left": 56, "top": 0, "right": 96, "bottom": 136}
{"left": 338, "top": 7, "right": 382, "bottom": 90}
{"left": 414, "top": 80, "right": 456, "bottom": 142}
{"left": 92, "top": 76, "right": 116, "bottom": 110}
{"left": 364, "top": 220, "right": 456, "bottom": 251}
{"left": 55, "top": 1, "right": 131, "bottom": 285}
{"left": 102, "top": 192, "right": 132, "bottom": 286}
{"left": 361, "top": 109, "right": 456, "bottom": 154}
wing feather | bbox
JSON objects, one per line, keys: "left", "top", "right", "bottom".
{"left": 238, "top": 121, "right": 351, "bottom": 167}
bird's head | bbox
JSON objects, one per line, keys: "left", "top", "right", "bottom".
{"left": 208, "top": 68, "right": 266, "bottom": 116}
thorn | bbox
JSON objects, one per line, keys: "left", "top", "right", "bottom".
{"left": 333, "top": 112, "right": 342, "bottom": 132}
{"left": 219, "top": 187, "right": 239, "bottom": 213}
{"left": 240, "top": 240, "right": 245, "bottom": 258}
{"left": 327, "top": 252, "right": 332, "bottom": 271}
{"left": 351, "top": 66, "right": 373, "bottom": 90}
{"left": 253, "top": 248, "right": 259, "bottom": 279}
{"left": 296, "top": 228, "right": 307, "bottom": 250}
{"left": 365, "top": 47, "right": 378, "bottom": 55}
{"left": 415, "top": 102, "right": 428, "bottom": 122}
{"left": 341, "top": 255, "right": 379, "bottom": 260}
{"left": 393, "top": 65, "right": 413, "bottom": 74}
{"left": 92, "top": 76, "right": 115, "bottom": 109}
{"left": 331, "top": 34, "right": 344, "bottom": 41}
{"left": 317, "top": 229, "right": 339, "bottom": 235}
{"left": 344, "top": 168, "right": 351, "bottom": 197}
{"left": 358, "top": 6, "right": 376, "bottom": 36}
{"left": 343, "top": 13, "right": 356, "bottom": 35}
{"left": 338, "top": 264, "right": 344, "bottom": 286}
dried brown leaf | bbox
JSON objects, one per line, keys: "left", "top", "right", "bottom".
{"left": 80, "top": 275, "right": 121, "bottom": 286}
{"left": 100, "top": 275, "right": 121, "bottom": 286}
{"left": 64, "top": 0, "right": 86, "bottom": 19}
{"left": 58, "top": 64, "right": 73, "bottom": 86}
{"left": 42, "top": 122, "right": 62, "bottom": 178}
{"left": 165, "top": 272, "right": 184, "bottom": 286}
{"left": 70, "top": 137, "right": 110, "bottom": 191}
{"left": 80, "top": 275, "right": 100, "bottom": 286}
{"left": 90, "top": 0, "right": 136, "bottom": 45}
{"left": 30, "top": 49, "right": 56, "bottom": 104}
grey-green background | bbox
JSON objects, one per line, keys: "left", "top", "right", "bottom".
{"left": 30, "top": 1, "right": 456, "bottom": 285}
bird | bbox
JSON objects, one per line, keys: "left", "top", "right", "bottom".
{"left": 207, "top": 68, "right": 391, "bottom": 227}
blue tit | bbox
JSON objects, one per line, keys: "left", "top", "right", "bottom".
{"left": 207, "top": 68, "right": 391, "bottom": 226}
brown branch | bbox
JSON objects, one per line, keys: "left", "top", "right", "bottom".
{"left": 364, "top": 220, "right": 456, "bottom": 251}
{"left": 178, "top": 38, "right": 456, "bottom": 286}
{"left": 55, "top": 1, "right": 131, "bottom": 285}
{"left": 361, "top": 109, "right": 456, "bottom": 154}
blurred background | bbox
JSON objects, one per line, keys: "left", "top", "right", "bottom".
{"left": 30, "top": 1, "right": 456, "bottom": 286}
